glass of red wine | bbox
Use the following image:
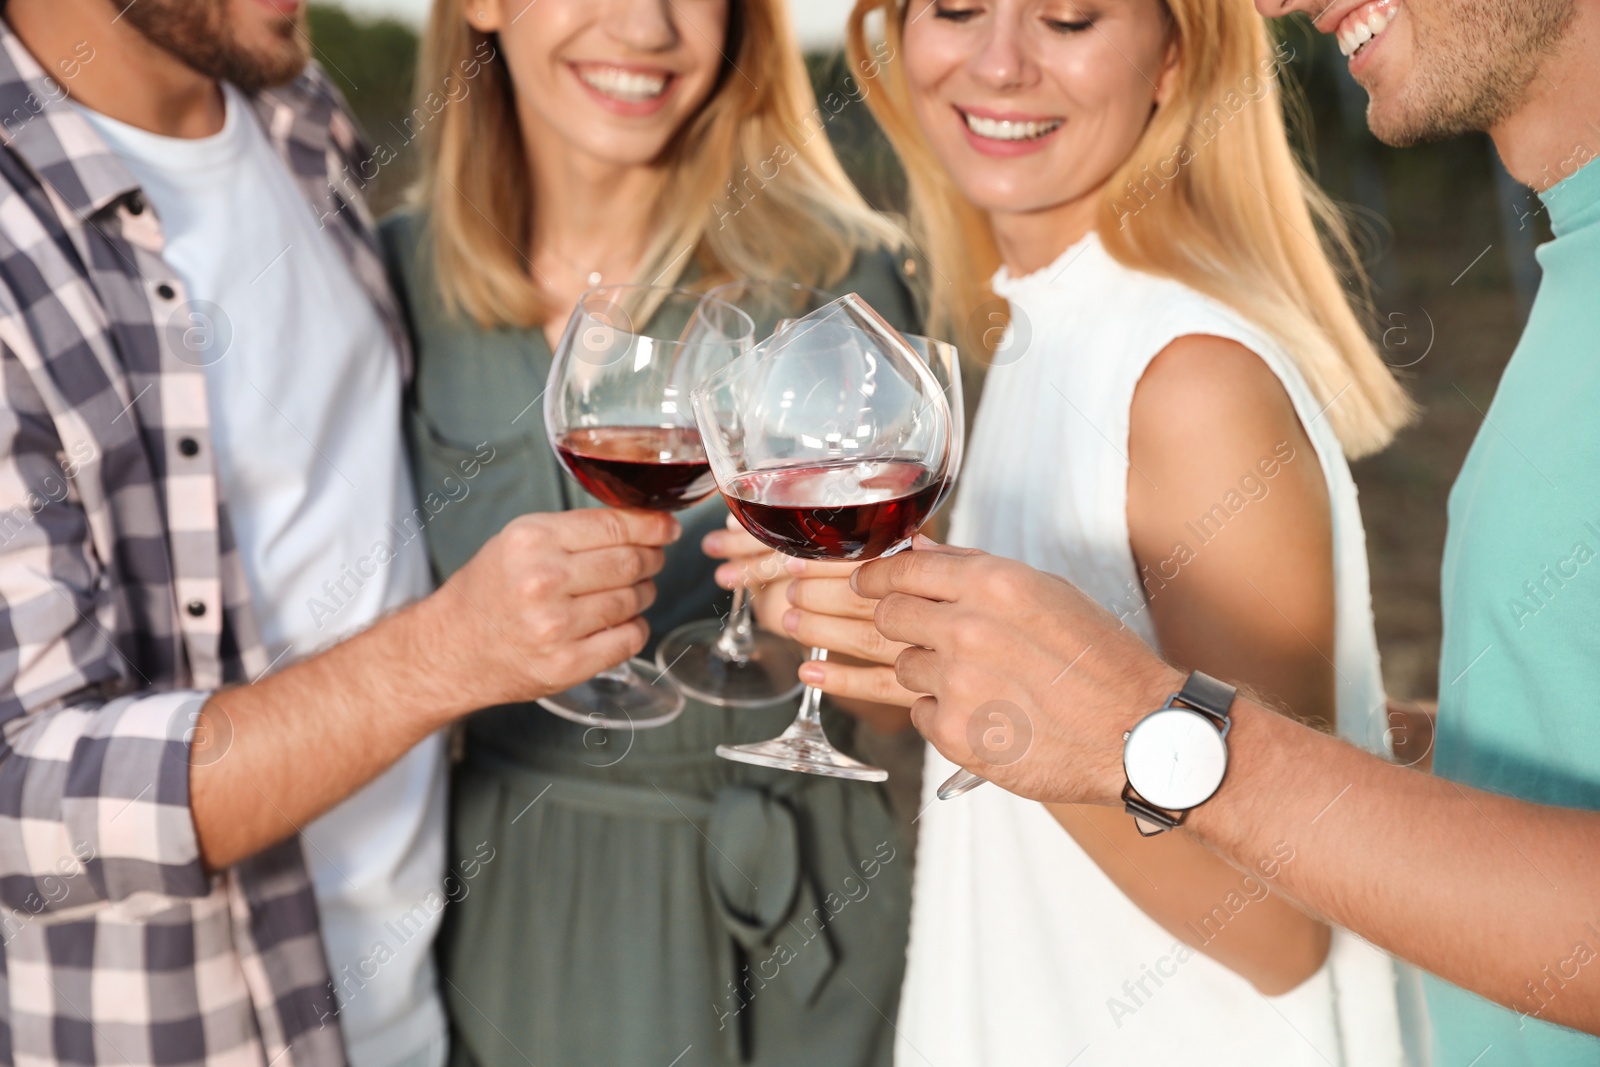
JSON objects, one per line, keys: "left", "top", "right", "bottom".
{"left": 541, "top": 284, "right": 755, "bottom": 730}
{"left": 690, "top": 294, "right": 954, "bottom": 780}
{"left": 656, "top": 281, "right": 842, "bottom": 708}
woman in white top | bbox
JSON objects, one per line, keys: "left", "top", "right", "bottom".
{"left": 711, "top": 0, "right": 1431, "bottom": 1063}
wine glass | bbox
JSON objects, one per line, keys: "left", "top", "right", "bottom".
{"left": 691, "top": 294, "right": 953, "bottom": 781}
{"left": 656, "top": 281, "right": 841, "bottom": 707}
{"left": 541, "top": 285, "right": 755, "bottom": 729}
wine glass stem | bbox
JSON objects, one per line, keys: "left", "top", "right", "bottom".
{"left": 713, "top": 584, "right": 757, "bottom": 664}
{"left": 795, "top": 648, "right": 828, "bottom": 727}
{"left": 595, "top": 661, "right": 634, "bottom": 684}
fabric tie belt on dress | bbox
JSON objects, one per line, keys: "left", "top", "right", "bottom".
{"left": 465, "top": 749, "right": 840, "bottom": 1057}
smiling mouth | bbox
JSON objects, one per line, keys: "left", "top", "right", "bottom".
{"left": 1337, "top": 0, "right": 1399, "bottom": 58}
{"left": 573, "top": 64, "right": 671, "bottom": 104}
{"left": 958, "top": 109, "right": 1063, "bottom": 143}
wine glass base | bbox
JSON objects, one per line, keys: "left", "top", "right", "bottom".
{"left": 656, "top": 621, "right": 807, "bottom": 708}
{"left": 536, "top": 658, "right": 685, "bottom": 730}
{"left": 715, "top": 717, "right": 888, "bottom": 782}
{"left": 936, "top": 769, "right": 989, "bottom": 800}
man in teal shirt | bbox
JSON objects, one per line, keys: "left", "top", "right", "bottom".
{"left": 828, "top": 0, "right": 1600, "bottom": 1063}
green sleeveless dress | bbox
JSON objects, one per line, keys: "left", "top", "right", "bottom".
{"left": 380, "top": 210, "right": 918, "bottom": 1067}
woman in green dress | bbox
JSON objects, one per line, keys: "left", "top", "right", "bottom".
{"left": 380, "top": 0, "right": 918, "bottom": 1063}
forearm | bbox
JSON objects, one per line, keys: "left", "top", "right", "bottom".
{"left": 1187, "top": 699, "right": 1600, "bottom": 1032}
{"left": 191, "top": 593, "right": 458, "bottom": 870}
{"left": 1050, "top": 802, "right": 1330, "bottom": 994}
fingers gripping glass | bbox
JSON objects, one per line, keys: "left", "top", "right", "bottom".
{"left": 656, "top": 281, "right": 845, "bottom": 707}
{"left": 691, "top": 295, "right": 954, "bottom": 781}
{"left": 541, "top": 285, "right": 755, "bottom": 730}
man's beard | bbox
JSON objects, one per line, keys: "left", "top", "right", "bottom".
{"left": 1366, "top": 0, "right": 1576, "bottom": 146}
{"left": 118, "top": 0, "right": 310, "bottom": 93}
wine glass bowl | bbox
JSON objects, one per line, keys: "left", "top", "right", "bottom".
{"left": 554, "top": 426, "right": 714, "bottom": 511}
{"left": 691, "top": 294, "right": 953, "bottom": 781}
{"left": 540, "top": 285, "right": 754, "bottom": 730}
{"left": 720, "top": 460, "right": 944, "bottom": 561}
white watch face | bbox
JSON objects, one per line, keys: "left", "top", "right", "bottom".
{"left": 1124, "top": 708, "right": 1228, "bottom": 811}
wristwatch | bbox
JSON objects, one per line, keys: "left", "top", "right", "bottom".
{"left": 1121, "top": 671, "right": 1236, "bottom": 836}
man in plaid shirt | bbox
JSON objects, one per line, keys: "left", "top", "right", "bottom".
{"left": 0, "top": 2, "right": 677, "bottom": 1065}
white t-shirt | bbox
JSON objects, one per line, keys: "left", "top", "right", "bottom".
{"left": 80, "top": 86, "right": 448, "bottom": 1067}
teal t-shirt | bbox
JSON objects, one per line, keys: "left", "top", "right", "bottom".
{"left": 1427, "top": 156, "right": 1600, "bottom": 1064}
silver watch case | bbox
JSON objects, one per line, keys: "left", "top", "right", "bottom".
{"left": 1122, "top": 706, "right": 1229, "bottom": 812}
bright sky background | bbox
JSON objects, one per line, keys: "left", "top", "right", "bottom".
{"left": 330, "top": 0, "right": 855, "bottom": 49}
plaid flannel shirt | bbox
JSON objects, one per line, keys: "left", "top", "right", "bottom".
{"left": 0, "top": 19, "right": 409, "bottom": 1067}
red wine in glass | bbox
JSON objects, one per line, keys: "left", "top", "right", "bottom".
{"left": 721, "top": 458, "right": 941, "bottom": 561}
{"left": 555, "top": 425, "right": 714, "bottom": 512}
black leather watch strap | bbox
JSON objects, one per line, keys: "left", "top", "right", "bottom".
{"left": 1122, "top": 783, "right": 1185, "bottom": 837}
{"left": 1175, "top": 670, "right": 1236, "bottom": 727}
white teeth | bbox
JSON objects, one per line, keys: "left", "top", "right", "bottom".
{"left": 1337, "top": 1, "right": 1396, "bottom": 57}
{"left": 577, "top": 66, "right": 668, "bottom": 103}
{"left": 961, "top": 112, "right": 1063, "bottom": 142}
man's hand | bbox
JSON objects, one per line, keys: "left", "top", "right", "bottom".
{"left": 417, "top": 507, "right": 677, "bottom": 718}
{"left": 780, "top": 557, "right": 920, "bottom": 709}
{"left": 194, "top": 506, "right": 677, "bottom": 870}
{"left": 853, "top": 539, "right": 1183, "bottom": 804}
{"left": 703, "top": 520, "right": 916, "bottom": 731}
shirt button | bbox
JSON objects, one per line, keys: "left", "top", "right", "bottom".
{"left": 186, "top": 600, "right": 207, "bottom": 618}
{"left": 126, "top": 192, "right": 145, "bottom": 216}
{"left": 156, "top": 282, "right": 177, "bottom": 300}
{"left": 177, "top": 437, "right": 200, "bottom": 457}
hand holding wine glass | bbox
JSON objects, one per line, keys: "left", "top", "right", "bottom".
{"left": 740, "top": 334, "right": 984, "bottom": 788}
{"left": 691, "top": 296, "right": 954, "bottom": 780}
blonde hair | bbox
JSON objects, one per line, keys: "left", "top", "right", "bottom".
{"left": 414, "top": 0, "right": 901, "bottom": 329}
{"left": 848, "top": 0, "right": 1413, "bottom": 458}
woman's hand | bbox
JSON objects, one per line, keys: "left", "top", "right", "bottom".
{"left": 702, "top": 519, "right": 918, "bottom": 731}
{"left": 783, "top": 557, "right": 922, "bottom": 714}
{"left": 703, "top": 517, "right": 792, "bottom": 633}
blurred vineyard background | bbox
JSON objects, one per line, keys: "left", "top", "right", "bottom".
{"left": 308, "top": 4, "right": 1543, "bottom": 706}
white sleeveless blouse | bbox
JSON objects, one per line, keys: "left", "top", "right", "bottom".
{"left": 896, "top": 234, "right": 1429, "bottom": 1066}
